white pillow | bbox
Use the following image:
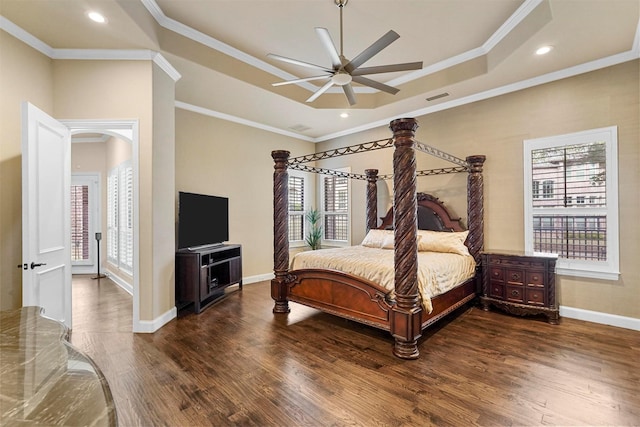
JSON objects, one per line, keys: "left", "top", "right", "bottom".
{"left": 417, "top": 230, "right": 470, "bottom": 256}
{"left": 381, "top": 231, "right": 422, "bottom": 249}
{"left": 361, "top": 229, "right": 393, "bottom": 248}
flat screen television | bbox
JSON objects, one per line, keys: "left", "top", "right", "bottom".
{"left": 177, "top": 191, "right": 229, "bottom": 250}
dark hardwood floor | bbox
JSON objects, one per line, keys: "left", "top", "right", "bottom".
{"left": 70, "top": 276, "right": 640, "bottom": 426}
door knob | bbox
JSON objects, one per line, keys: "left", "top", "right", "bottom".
{"left": 30, "top": 262, "right": 46, "bottom": 269}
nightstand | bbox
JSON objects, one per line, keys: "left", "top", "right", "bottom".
{"left": 480, "top": 251, "right": 559, "bottom": 324}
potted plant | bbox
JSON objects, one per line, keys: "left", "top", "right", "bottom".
{"left": 305, "top": 208, "right": 322, "bottom": 250}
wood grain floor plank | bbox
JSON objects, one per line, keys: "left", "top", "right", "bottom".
{"left": 69, "top": 276, "right": 640, "bottom": 426}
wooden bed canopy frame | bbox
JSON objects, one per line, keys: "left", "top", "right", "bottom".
{"left": 271, "top": 118, "right": 486, "bottom": 359}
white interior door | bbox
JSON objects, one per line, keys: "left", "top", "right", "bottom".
{"left": 21, "top": 102, "right": 72, "bottom": 329}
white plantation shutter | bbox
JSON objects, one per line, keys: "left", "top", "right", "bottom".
{"left": 322, "top": 173, "right": 349, "bottom": 242}
{"left": 107, "top": 169, "right": 118, "bottom": 264}
{"left": 288, "top": 175, "right": 305, "bottom": 242}
{"left": 119, "top": 163, "right": 133, "bottom": 273}
{"left": 108, "top": 161, "right": 134, "bottom": 273}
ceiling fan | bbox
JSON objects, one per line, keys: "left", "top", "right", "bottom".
{"left": 267, "top": 0, "right": 423, "bottom": 106}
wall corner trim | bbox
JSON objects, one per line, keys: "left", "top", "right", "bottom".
{"left": 134, "top": 306, "right": 177, "bottom": 333}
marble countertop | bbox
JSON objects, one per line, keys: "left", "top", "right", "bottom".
{"left": 0, "top": 306, "right": 117, "bottom": 426}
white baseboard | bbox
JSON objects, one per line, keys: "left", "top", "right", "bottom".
{"left": 132, "top": 273, "right": 271, "bottom": 333}
{"left": 134, "top": 306, "right": 177, "bottom": 333}
{"left": 104, "top": 271, "right": 133, "bottom": 295}
{"left": 242, "top": 272, "right": 274, "bottom": 285}
{"left": 560, "top": 306, "right": 640, "bottom": 331}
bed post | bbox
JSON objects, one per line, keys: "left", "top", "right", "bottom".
{"left": 389, "top": 118, "right": 421, "bottom": 360}
{"left": 365, "top": 169, "right": 379, "bottom": 232}
{"left": 271, "top": 150, "right": 291, "bottom": 314}
{"left": 466, "top": 155, "right": 486, "bottom": 265}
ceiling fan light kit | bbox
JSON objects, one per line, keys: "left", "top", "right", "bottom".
{"left": 268, "top": 0, "right": 422, "bottom": 106}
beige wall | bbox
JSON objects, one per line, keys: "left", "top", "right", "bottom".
{"left": 2, "top": 26, "right": 637, "bottom": 325}
{"left": 318, "top": 60, "right": 640, "bottom": 320}
{"left": 0, "top": 32, "right": 54, "bottom": 310}
{"left": 52, "top": 59, "right": 177, "bottom": 323}
{"left": 150, "top": 64, "right": 176, "bottom": 319}
{"left": 1, "top": 31, "right": 177, "bottom": 325}
{"left": 175, "top": 109, "right": 316, "bottom": 278}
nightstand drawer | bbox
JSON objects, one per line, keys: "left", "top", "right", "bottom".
{"left": 490, "top": 267, "right": 504, "bottom": 281}
{"left": 507, "top": 269, "right": 524, "bottom": 285}
{"left": 489, "top": 282, "right": 504, "bottom": 299}
{"left": 526, "top": 271, "right": 544, "bottom": 287}
{"left": 506, "top": 285, "right": 524, "bottom": 303}
{"left": 526, "top": 288, "right": 545, "bottom": 306}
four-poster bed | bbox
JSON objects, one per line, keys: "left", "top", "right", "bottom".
{"left": 272, "top": 118, "right": 486, "bottom": 359}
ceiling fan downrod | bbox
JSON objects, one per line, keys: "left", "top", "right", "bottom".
{"left": 335, "top": 0, "right": 347, "bottom": 58}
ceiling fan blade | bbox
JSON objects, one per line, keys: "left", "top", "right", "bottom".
{"left": 315, "top": 28, "right": 342, "bottom": 69}
{"left": 344, "top": 30, "right": 400, "bottom": 72}
{"left": 306, "top": 80, "right": 335, "bottom": 103}
{"left": 272, "top": 75, "right": 331, "bottom": 87}
{"left": 267, "top": 53, "right": 332, "bottom": 72}
{"left": 351, "top": 61, "right": 423, "bottom": 76}
{"left": 352, "top": 75, "right": 400, "bottom": 95}
{"left": 342, "top": 83, "right": 357, "bottom": 106}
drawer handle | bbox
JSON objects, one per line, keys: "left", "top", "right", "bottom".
{"left": 511, "top": 289, "right": 520, "bottom": 297}
{"left": 511, "top": 273, "right": 520, "bottom": 280}
{"left": 493, "top": 271, "right": 500, "bottom": 277}
{"left": 532, "top": 275, "right": 539, "bottom": 281}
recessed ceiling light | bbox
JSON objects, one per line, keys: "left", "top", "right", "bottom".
{"left": 87, "top": 11, "right": 106, "bottom": 23}
{"left": 536, "top": 45, "right": 553, "bottom": 55}
{"left": 340, "top": 113, "right": 349, "bottom": 118}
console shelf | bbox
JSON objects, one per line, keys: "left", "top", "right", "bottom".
{"left": 176, "top": 244, "right": 242, "bottom": 313}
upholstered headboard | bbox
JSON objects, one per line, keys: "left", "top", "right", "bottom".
{"left": 377, "top": 193, "right": 465, "bottom": 232}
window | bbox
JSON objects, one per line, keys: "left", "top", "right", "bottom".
{"left": 524, "top": 127, "right": 619, "bottom": 280}
{"left": 107, "top": 161, "right": 133, "bottom": 273}
{"left": 70, "top": 184, "right": 90, "bottom": 262}
{"left": 542, "top": 180, "right": 554, "bottom": 198}
{"left": 288, "top": 175, "right": 305, "bottom": 243}
{"left": 322, "top": 170, "right": 349, "bottom": 244}
{"left": 532, "top": 180, "right": 540, "bottom": 199}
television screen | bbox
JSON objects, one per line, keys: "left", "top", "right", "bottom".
{"left": 178, "top": 192, "right": 229, "bottom": 249}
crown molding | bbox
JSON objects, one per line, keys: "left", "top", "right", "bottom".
{"left": 139, "top": 0, "right": 313, "bottom": 91}
{"left": 3, "top": 12, "right": 638, "bottom": 143}
{"left": 316, "top": 49, "right": 639, "bottom": 142}
{"left": 0, "top": 15, "right": 53, "bottom": 57}
{"left": 0, "top": 16, "right": 181, "bottom": 81}
{"left": 141, "top": 0, "right": 545, "bottom": 95}
{"left": 175, "top": 101, "right": 315, "bottom": 142}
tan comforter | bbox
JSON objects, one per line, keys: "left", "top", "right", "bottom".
{"left": 291, "top": 246, "right": 476, "bottom": 313}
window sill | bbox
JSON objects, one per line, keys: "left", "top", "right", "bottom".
{"left": 556, "top": 266, "right": 620, "bottom": 281}
{"left": 322, "top": 240, "right": 350, "bottom": 248}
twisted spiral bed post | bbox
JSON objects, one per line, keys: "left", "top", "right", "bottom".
{"left": 466, "top": 155, "right": 486, "bottom": 264}
{"left": 365, "top": 169, "right": 379, "bottom": 232}
{"left": 271, "top": 150, "right": 291, "bottom": 313}
{"left": 389, "top": 118, "right": 422, "bottom": 360}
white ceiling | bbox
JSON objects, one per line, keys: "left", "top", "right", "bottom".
{"left": 1, "top": 0, "right": 638, "bottom": 141}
